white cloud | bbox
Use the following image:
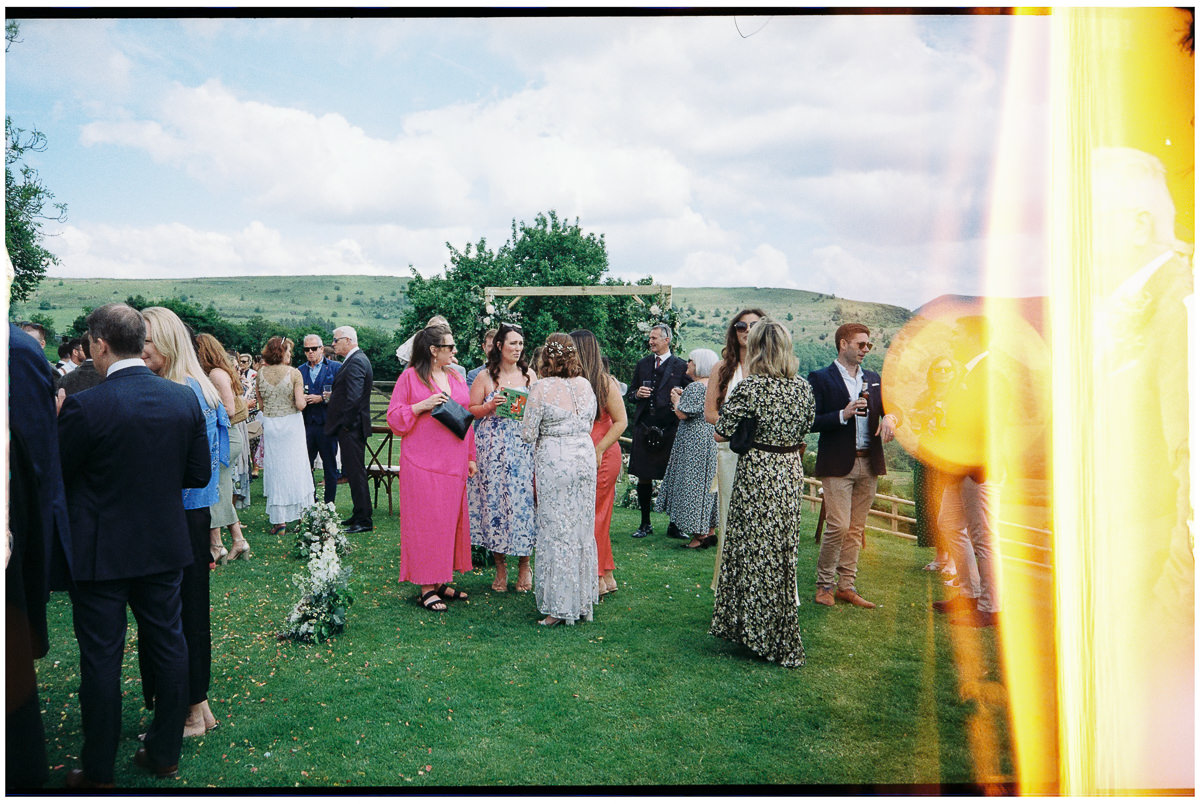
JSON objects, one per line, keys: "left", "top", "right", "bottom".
{"left": 675, "top": 244, "right": 798, "bottom": 289}
{"left": 23, "top": 16, "right": 1049, "bottom": 310}
{"left": 50, "top": 221, "right": 407, "bottom": 280}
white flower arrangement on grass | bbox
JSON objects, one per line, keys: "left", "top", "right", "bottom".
{"left": 279, "top": 503, "right": 354, "bottom": 644}
{"left": 292, "top": 502, "right": 350, "bottom": 559}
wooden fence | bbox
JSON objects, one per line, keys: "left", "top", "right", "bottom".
{"left": 370, "top": 383, "right": 1052, "bottom": 569}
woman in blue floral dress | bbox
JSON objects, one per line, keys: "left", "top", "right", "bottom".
{"left": 468, "top": 324, "right": 538, "bottom": 592}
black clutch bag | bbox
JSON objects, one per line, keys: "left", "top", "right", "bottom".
{"left": 432, "top": 396, "right": 473, "bottom": 439}
{"left": 729, "top": 417, "right": 758, "bottom": 455}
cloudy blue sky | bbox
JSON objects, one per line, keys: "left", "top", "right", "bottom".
{"left": 5, "top": 13, "right": 1051, "bottom": 310}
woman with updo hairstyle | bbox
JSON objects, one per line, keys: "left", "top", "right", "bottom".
{"left": 256, "top": 336, "right": 312, "bottom": 536}
{"left": 709, "top": 320, "right": 815, "bottom": 668}
{"left": 569, "top": 329, "right": 627, "bottom": 596}
{"left": 520, "top": 333, "right": 599, "bottom": 626}
{"left": 388, "top": 323, "right": 478, "bottom": 612}
{"left": 467, "top": 323, "right": 537, "bottom": 593}
{"left": 139, "top": 306, "right": 227, "bottom": 737}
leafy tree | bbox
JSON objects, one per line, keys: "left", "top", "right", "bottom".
{"left": 400, "top": 211, "right": 670, "bottom": 382}
{"left": 28, "top": 312, "right": 56, "bottom": 343}
{"left": 6, "top": 22, "right": 67, "bottom": 304}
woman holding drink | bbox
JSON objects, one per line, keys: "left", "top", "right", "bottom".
{"left": 467, "top": 323, "right": 538, "bottom": 592}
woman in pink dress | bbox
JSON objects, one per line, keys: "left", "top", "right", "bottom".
{"left": 387, "top": 323, "right": 478, "bottom": 612}
{"left": 569, "top": 330, "right": 627, "bottom": 597}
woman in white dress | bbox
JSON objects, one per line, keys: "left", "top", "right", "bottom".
{"left": 521, "top": 334, "right": 599, "bottom": 626}
{"left": 704, "top": 308, "right": 766, "bottom": 592}
{"left": 256, "top": 336, "right": 313, "bottom": 535}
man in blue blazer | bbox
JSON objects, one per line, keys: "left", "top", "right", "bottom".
{"left": 57, "top": 304, "right": 211, "bottom": 787}
{"left": 808, "top": 323, "right": 897, "bottom": 609}
{"left": 326, "top": 326, "right": 374, "bottom": 533}
{"left": 625, "top": 323, "right": 691, "bottom": 539}
{"left": 7, "top": 324, "right": 74, "bottom": 788}
{"left": 299, "top": 333, "right": 342, "bottom": 502}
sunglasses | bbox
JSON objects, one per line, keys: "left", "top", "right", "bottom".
{"left": 733, "top": 320, "right": 758, "bottom": 331}
{"left": 501, "top": 322, "right": 523, "bottom": 331}
{"left": 434, "top": 343, "right": 457, "bottom": 350}
{"left": 303, "top": 346, "right": 322, "bottom": 352}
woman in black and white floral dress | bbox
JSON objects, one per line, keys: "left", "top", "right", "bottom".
{"left": 711, "top": 320, "right": 815, "bottom": 668}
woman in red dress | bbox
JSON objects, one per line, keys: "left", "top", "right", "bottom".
{"left": 570, "top": 330, "right": 627, "bottom": 596}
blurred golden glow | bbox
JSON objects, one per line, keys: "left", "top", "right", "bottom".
{"left": 883, "top": 7, "right": 1192, "bottom": 794}
{"left": 1048, "top": 7, "right": 1194, "bottom": 795}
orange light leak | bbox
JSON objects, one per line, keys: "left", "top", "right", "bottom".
{"left": 883, "top": 7, "right": 1193, "bottom": 795}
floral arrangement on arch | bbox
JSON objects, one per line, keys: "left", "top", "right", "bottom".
{"left": 279, "top": 502, "right": 354, "bottom": 644}
{"left": 632, "top": 291, "right": 682, "bottom": 352}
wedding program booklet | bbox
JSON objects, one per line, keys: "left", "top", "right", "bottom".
{"left": 494, "top": 386, "right": 529, "bottom": 420}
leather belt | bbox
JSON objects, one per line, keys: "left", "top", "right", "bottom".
{"left": 753, "top": 442, "right": 804, "bottom": 454}
{"left": 855, "top": 449, "right": 871, "bottom": 457}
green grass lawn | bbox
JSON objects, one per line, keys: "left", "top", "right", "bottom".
{"left": 28, "top": 472, "right": 1010, "bottom": 790}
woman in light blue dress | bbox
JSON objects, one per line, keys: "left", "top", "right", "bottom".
{"left": 468, "top": 324, "right": 537, "bottom": 593}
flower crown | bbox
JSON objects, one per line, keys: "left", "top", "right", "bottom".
{"left": 545, "top": 340, "right": 576, "bottom": 358}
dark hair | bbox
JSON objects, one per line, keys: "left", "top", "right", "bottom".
{"left": 86, "top": 303, "right": 145, "bottom": 358}
{"left": 17, "top": 321, "right": 46, "bottom": 339}
{"left": 57, "top": 341, "right": 74, "bottom": 360}
{"left": 570, "top": 329, "right": 609, "bottom": 420}
{"left": 410, "top": 324, "right": 452, "bottom": 390}
{"left": 486, "top": 323, "right": 532, "bottom": 389}
{"left": 540, "top": 333, "right": 582, "bottom": 379}
{"left": 78, "top": 336, "right": 91, "bottom": 360}
{"left": 833, "top": 323, "right": 870, "bottom": 352}
{"left": 715, "top": 308, "right": 767, "bottom": 411}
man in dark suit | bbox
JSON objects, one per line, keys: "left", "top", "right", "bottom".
{"left": 808, "top": 323, "right": 897, "bottom": 609}
{"left": 325, "top": 326, "right": 374, "bottom": 533}
{"left": 57, "top": 303, "right": 211, "bottom": 788}
{"left": 7, "top": 324, "right": 74, "bottom": 789}
{"left": 625, "top": 323, "right": 691, "bottom": 539}
{"left": 55, "top": 335, "right": 103, "bottom": 397}
{"left": 299, "top": 333, "right": 342, "bottom": 502}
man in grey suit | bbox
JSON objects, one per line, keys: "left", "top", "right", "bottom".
{"left": 326, "top": 326, "right": 374, "bottom": 533}
{"left": 57, "top": 303, "right": 211, "bottom": 787}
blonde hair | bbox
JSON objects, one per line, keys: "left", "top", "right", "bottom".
{"left": 141, "top": 307, "right": 222, "bottom": 408}
{"left": 746, "top": 320, "right": 797, "bottom": 379}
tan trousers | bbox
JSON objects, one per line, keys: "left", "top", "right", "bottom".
{"left": 816, "top": 456, "right": 877, "bottom": 591}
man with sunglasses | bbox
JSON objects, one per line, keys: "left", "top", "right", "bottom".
{"left": 299, "top": 334, "right": 342, "bottom": 503}
{"left": 808, "top": 322, "right": 897, "bottom": 609}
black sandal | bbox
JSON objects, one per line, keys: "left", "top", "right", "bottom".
{"left": 435, "top": 584, "right": 469, "bottom": 601}
{"left": 418, "top": 590, "right": 447, "bottom": 612}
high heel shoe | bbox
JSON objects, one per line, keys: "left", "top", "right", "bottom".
{"left": 227, "top": 538, "right": 251, "bottom": 561}
{"left": 269, "top": 523, "right": 287, "bottom": 536}
{"left": 210, "top": 543, "right": 228, "bottom": 564}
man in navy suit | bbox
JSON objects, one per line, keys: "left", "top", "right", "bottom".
{"left": 299, "top": 333, "right": 342, "bottom": 502}
{"left": 57, "top": 303, "right": 211, "bottom": 788}
{"left": 625, "top": 323, "right": 691, "bottom": 539}
{"left": 7, "top": 324, "right": 74, "bottom": 789}
{"left": 325, "top": 326, "right": 374, "bottom": 533}
{"left": 808, "top": 323, "right": 897, "bottom": 609}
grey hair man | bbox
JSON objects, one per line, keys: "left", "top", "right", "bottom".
{"left": 299, "top": 333, "right": 342, "bottom": 502}
{"left": 325, "top": 326, "right": 374, "bottom": 532}
{"left": 625, "top": 322, "right": 691, "bottom": 539}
